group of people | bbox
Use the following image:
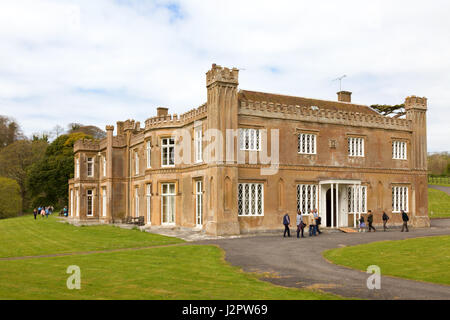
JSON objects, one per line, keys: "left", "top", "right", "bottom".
{"left": 33, "top": 206, "right": 54, "bottom": 219}
{"left": 32, "top": 206, "right": 68, "bottom": 219}
{"left": 283, "top": 208, "right": 411, "bottom": 238}
{"left": 283, "top": 209, "right": 322, "bottom": 239}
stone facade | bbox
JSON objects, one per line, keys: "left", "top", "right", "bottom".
{"left": 68, "top": 64, "right": 430, "bottom": 235}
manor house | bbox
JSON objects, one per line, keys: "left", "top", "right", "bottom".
{"left": 68, "top": 64, "right": 430, "bottom": 235}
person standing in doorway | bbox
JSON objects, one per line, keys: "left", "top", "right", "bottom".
{"left": 367, "top": 210, "right": 376, "bottom": 232}
{"left": 283, "top": 213, "right": 291, "bottom": 238}
{"left": 401, "top": 210, "right": 409, "bottom": 232}
{"left": 382, "top": 211, "right": 390, "bottom": 232}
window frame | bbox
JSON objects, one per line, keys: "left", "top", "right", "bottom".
{"left": 392, "top": 186, "right": 409, "bottom": 213}
{"left": 348, "top": 137, "right": 365, "bottom": 158}
{"left": 392, "top": 140, "right": 407, "bottom": 160}
{"left": 161, "top": 137, "right": 175, "bottom": 167}
{"left": 239, "top": 128, "right": 261, "bottom": 151}
{"left": 86, "top": 189, "right": 93, "bottom": 217}
{"left": 87, "top": 157, "right": 94, "bottom": 177}
{"left": 238, "top": 183, "right": 264, "bottom": 217}
{"left": 297, "top": 133, "right": 317, "bottom": 155}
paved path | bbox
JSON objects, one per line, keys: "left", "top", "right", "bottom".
{"left": 197, "top": 221, "right": 450, "bottom": 300}
{"left": 429, "top": 184, "right": 450, "bottom": 195}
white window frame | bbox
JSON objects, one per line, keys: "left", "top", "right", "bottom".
{"left": 102, "top": 187, "right": 107, "bottom": 217}
{"left": 238, "top": 183, "right": 264, "bottom": 216}
{"left": 146, "top": 183, "right": 151, "bottom": 225}
{"left": 146, "top": 141, "right": 151, "bottom": 168}
{"left": 239, "top": 129, "right": 261, "bottom": 151}
{"left": 348, "top": 137, "right": 365, "bottom": 157}
{"left": 195, "top": 180, "right": 203, "bottom": 226}
{"left": 161, "top": 138, "right": 175, "bottom": 167}
{"left": 135, "top": 186, "right": 140, "bottom": 217}
{"left": 102, "top": 156, "right": 107, "bottom": 177}
{"left": 392, "top": 141, "right": 407, "bottom": 160}
{"left": 347, "top": 186, "right": 367, "bottom": 214}
{"left": 87, "top": 157, "right": 94, "bottom": 177}
{"left": 70, "top": 189, "right": 74, "bottom": 217}
{"left": 76, "top": 189, "right": 80, "bottom": 217}
{"left": 392, "top": 186, "right": 409, "bottom": 213}
{"left": 298, "top": 133, "right": 317, "bottom": 155}
{"left": 87, "top": 189, "right": 93, "bottom": 217}
{"left": 134, "top": 150, "right": 139, "bottom": 175}
{"left": 194, "top": 127, "right": 203, "bottom": 163}
{"left": 296, "top": 184, "right": 319, "bottom": 214}
{"left": 75, "top": 158, "right": 80, "bottom": 178}
{"left": 161, "top": 183, "right": 176, "bottom": 224}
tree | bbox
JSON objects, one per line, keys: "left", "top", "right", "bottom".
{"left": 0, "top": 116, "right": 23, "bottom": 149}
{"left": 68, "top": 123, "right": 106, "bottom": 139}
{"left": 0, "top": 139, "right": 48, "bottom": 210}
{"left": 0, "top": 177, "right": 21, "bottom": 219}
{"left": 27, "top": 132, "right": 93, "bottom": 207}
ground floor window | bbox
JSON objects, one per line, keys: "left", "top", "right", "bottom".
{"left": 161, "top": 183, "right": 175, "bottom": 224}
{"left": 76, "top": 190, "right": 80, "bottom": 217}
{"left": 146, "top": 184, "right": 151, "bottom": 224}
{"left": 87, "top": 189, "right": 93, "bottom": 216}
{"left": 135, "top": 187, "right": 139, "bottom": 217}
{"left": 296, "top": 184, "right": 318, "bottom": 214}
{"left": 70, "top": 189, "right": 73, "bottom": 217}
{"left": 238, "top": 183, "right": 264, "bottom": 216}
{"left": 196, "top": 180, "right": 203, "bottom": 225}
{"left": 392, "top": 186, "right": 408, "bottom": 213}
{"left": 102, "top": 187, "right": 107, "bottom": 217}
{"left": 347, "top": 186, "right": 367, "bottom": 214}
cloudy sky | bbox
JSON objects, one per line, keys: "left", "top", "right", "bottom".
{"left": 0, "top": 0, "right": 449, "bottom": 152}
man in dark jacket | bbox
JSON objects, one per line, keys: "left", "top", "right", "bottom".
{"left": 283, "top": 213, "right": 291, "bottom": 237}
{"left": 401, "top": 210, "right": 409, "bottom": 232}
{"left": 382, "top": 212, "right": 389, "bottom": 232}
{"left": 367, "top": 210, "right": 376, "bottom": 232}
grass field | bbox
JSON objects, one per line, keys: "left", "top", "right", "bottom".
{"left": 0, "top": 216, "right": 339, "bottom": 300}
{"left": 428, "top": 188, "right": 450, "bottom": 219}
{"left": 323, "top": 236, "right": 450, "bottom": 286}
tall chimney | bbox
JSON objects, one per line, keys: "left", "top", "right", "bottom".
{"left": 337, "top": 91, "right": 352, "bottom": 103}
{"left": 157, "top": 107, "right": 169, "bottom": 117}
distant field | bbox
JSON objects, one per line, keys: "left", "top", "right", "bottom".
{"left": 324, "top": 236, "right": 450, "bottom": 286}
{"left": 0, "top": 216, "right": 340, "bottom": 300}
{"left": 428, "top": 188, "right": 450, "bottom": 219}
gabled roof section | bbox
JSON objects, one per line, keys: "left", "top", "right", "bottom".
{"left": 238, "top": 90, "right": 380, "bottom": 115}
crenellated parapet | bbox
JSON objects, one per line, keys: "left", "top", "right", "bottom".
{"left": 405, "top": 96, "right": 427, "bottom": 111}
{"left": 206, "top": 63, "right": 239, "bottom": 88}
{"left": 74, "top": 139, "right": 100, "bottom": 153}
{"left": 239, "top": 100, "right": 412, "bottom": 131}
{"left": 144, "top": 103, "right": 207, "bottom": 129}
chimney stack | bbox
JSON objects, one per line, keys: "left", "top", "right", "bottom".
{"left": 337, "top": 91, "right": 352, "bottom": 103}
{"left": 157, "top": 107, "right": 169, "bottom": 117}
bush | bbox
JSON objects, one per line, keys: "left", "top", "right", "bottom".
{"left": 0, "top": 177, "right": 22, "bottom": 219}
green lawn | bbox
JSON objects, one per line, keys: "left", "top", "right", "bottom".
{"left": 0, "top": 215, "right": 183, "bottom": 258}
{"left": 324, "top": 236, "right": 450, "bottom": 286}
{"left": 428, "top": 188, "right": 450, "bottom": 219}
{"left": 0, "top": 215, "right": 339, "bottom": 300}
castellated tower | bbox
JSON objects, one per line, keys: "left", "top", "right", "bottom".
{"left": 204, "top": 64, "right": 240, "bottom": 235}
{"left": 405, "top": 96, "right": 429, "bottom": 227}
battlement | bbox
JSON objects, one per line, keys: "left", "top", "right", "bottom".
{"left": 74, "top": 139, "right": 100, "bottom": 153}
{"left": 206, "top": 63, "right": 239, "bottom": 88}
{"left": 144, "top": 103, "right": 207, "bottom": 129}
{"left": 239, "top": 99, "right": 412, "bottom": 131}
{"left": 405, "top": 96, "right": 427, "bottom": 110}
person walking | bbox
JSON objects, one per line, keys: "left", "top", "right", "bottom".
{"left": 367, "top": 210, "right": 376, "bottom": 232}
{"left": 296, "top": 211, "right": 304, "bottom": 238}
{"left": 63, "top": 206, "right": 68, "bottom": 217}
{"left": 313, "top": 209, "right": 322, "bottom": 235}
{"left": 45, "top": 207, "right": 49, "bottom": 218}
{"left": 33, "top": 208, "right": 38, "bottom": 220}
{"left": 40, "top": 207, "right": 46, "bottom": 218}
{"left": 308, "top": 213, "right": 316, "bottom": 237}
{"left": 382, "top": 212, "right": 390, "bottom": 232}
{"left": 401, "top": 210, "right": 409, "bottom": 232}
{"left": 283, "top": 213, "right": 291, "bottom": 238}
{"left": 359, "top": 215, "right": 366, "bottom": 232}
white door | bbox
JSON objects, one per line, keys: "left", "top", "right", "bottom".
{"left": 146, "top": 184, "right": 151, "bottom": 225}
{"left": 161, "top": 183, "right": 175, "bottom": 224}
{"left": 196, "top": 181, "right": 203, "bottom": 226}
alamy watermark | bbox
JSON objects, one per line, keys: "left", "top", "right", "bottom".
{"left": 366, "top": 265, "right": 381, "bottom": 290}
{"left": 66, "top": 265, "right": 81, "bottom": 290}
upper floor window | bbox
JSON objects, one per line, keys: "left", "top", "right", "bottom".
{"left": 102, "top": 156, "right": 106, "bottom": 177}
{"left": 146, "top": 141, "right": 151, "bottom": 168}
{"left": 392, "top": 141, "right": 407, "bottom": 160}
{"left": 134, "top": 150, "right": 139, "bottom": 175}
{"left": 348, "top": 137, "right": 364, "bottom": 157}
{"left": 87, "top": 157, "right": 94, "bottom": 177}
{"left": 239, "top": 128, "right": 261, "bottom": 151}
{"left": 161, "top": 138, "right": 175, "bottom": 167}
{"left": 75, "top": 158, "right": 80, "bottom": 178}
{"left": 298, "top": 133, "right": 317, "bottom": 155}
{"left": 392, "top": 186, "right": 409, "bottom": 213}
{"left": 194, "top": 127, "right": 203, "bottom": 163}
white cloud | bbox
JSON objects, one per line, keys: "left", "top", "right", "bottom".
{"left": 0, "top": 0, "right": 449, "bottom": 151}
